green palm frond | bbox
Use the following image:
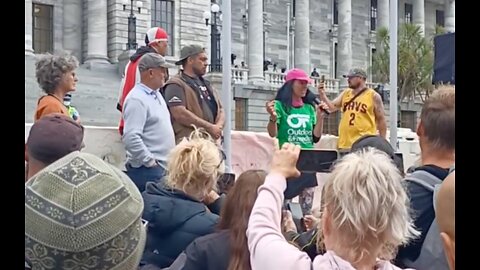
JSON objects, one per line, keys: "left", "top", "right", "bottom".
{"left": 372, "top": 24, "right": 437, "bottom": 102}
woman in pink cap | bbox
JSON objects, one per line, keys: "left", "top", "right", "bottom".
{"left": 265, "top": 68, "right": 327, "bottom": 214}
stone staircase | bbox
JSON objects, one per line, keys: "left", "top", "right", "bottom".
{"left": 25, "top": 57, "right": 122, "bottom": 126}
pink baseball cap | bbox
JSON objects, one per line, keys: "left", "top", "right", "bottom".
{"left": 285, "top": 68, "right": 312, "bottom": 84}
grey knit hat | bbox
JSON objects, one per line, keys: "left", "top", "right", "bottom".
{"left": 25, "top": 151, "right": 146, "bottom": 270}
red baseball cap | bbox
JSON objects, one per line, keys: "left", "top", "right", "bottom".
{"left": 146, "top": 27, "right": 168, "bottom": 46}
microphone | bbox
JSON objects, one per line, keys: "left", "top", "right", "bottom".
{"left": 306, "top": 87, "right": 330, "bottom": 115}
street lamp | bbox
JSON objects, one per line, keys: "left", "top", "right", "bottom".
{"left": 122, "top": 0, "right": 143, "bottom": 50}
{"left": 203, "top": 3, "right": 222, "bottom": 72}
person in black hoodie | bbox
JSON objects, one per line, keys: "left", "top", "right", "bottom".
{"left": 117, "top": 27, "right": 170, "bottom": 135}
{"left": 140, "top": 129, "right": 226, "bottom": 269}
{"left": 182, "top": 170, "right": 267, "bottom": 270}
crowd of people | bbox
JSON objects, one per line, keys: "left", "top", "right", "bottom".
{"left": 25, "top": 26, "right": 455, "bottom": 270}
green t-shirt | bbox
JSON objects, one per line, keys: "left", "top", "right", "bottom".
{"left": 274, "top": 100, "right": 317, "bottom": 149}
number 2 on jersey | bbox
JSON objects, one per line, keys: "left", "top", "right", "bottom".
{"left": 349, "top": 113, "right": 356, "bottom": 126}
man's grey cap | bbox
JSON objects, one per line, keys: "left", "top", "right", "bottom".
{"left": 175, "top": 45, "right": 206, "bottom": 65}
{"left": 138, "top": 53, "right": 175, "bottom": 72}
{"left": 343, "top": 68, "right": 367, "bottom": 78}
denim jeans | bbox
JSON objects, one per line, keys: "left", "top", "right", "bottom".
{"left": 125, "top": 164, "right": 165, "bottom": 193}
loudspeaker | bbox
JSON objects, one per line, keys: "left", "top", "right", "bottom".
{"left": 433, "top": 32, "right": 455, "bottom": 84}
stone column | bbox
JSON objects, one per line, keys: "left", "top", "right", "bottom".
{"left": 376, "top": 0, "right": 389, "bottom": 54}
{"left": 294, "top": 0, "right": 310, "bottom": 73}
{"left": 337, "top": 0, "right": 352, "bottom": 84}
{"left": 247, "top": 0, "right": 264, "bottom": 82}
{"left": 444, "top": 0, "right": 455, "bottom": 33}
{"left": 25, "top": 0, "right": 34, "bottom": 56}
{"left": 63, "top": 0, "right": 83, "bottom": 61}
{"left": 413, "top": 0, "right": 425, "bottom": 35}
{"left": 377, "top": 0, "right": 389, "bottom": 30}
{"left": 85, "top": 0, "right": 109, "bottom": 65}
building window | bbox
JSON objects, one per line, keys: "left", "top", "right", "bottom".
{"left": 292, "top": 0, "right": 296, "bottom": 17}
{"left": 436, "top": 10, "right": 445, "bottom": 27}
{"left": 370, "top": 0, "right": 377, "bottom": 31}
{"left": 370, "top": 48, "right": 376, "bottom": 78}
{"left": 151, "top": 0, "right": 174, "bottom": 56}
{"left": 404, "top": 3, "right": 413, "bottom": 24}
{"left": 33, "top": 3, "right": 54, "bottom": 54}
{"left": 234, "top": 98, "right": 247, "bottom": 131}
{"left": 333, "top": 0, "right": 338, "bottom": 25}
{"left": 400, "top": 110, "right": 417, "bottom": 131}
{"left": 334, "top": 42, "right": 338, "bottom": 78}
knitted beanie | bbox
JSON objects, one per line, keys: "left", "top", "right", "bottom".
{"left": 25, "top": 151, "right": 146, "bottom": 270}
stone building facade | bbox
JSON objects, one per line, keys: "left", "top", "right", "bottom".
{"left": 24, "top": 0, "right": 454, "bottom": 132}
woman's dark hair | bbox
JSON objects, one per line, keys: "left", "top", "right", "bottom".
{"left": 274, "top": 80, "right": 310, "bottom": 114}
{"left": 218, "top": 170, "right": 267, "bottom": 270}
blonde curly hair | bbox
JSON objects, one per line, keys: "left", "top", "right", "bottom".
{"left": 165, "top": 128, "right": 225, "bottom": 199}
{"left": 317, "top": 148, "right": 419, "bottom": 263}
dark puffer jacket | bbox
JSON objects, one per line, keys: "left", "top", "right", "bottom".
{"left": 141, "top": 182, "right": 225, "bottom": 268}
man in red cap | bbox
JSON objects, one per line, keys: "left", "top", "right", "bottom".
{"left": 116, "top": 27, "right": 169, "bottom": 135}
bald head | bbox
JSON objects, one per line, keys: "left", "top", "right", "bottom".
{"left": 436, "top": 171, "right": 455, "bottom": 270}
{"left": 437, "top": 171, "right": 455, "bottom": 238}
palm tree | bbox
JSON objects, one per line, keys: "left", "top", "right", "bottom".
{"left": 372, "top": 24, "right": 440, "bottom": 103}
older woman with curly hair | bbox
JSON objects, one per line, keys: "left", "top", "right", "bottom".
{"left": 34, "top": 53, "right": 79, "bottom": 122}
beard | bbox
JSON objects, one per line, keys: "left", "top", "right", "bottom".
{"left": 194, "top": 66, "right": 207, "bottom": 76}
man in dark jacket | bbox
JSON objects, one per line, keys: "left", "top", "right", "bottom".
{"left": 395, "top": 86, "right": 454, "bottom": 270}
{"left": 140, "top": 182, "right": 225, "bottom": 268}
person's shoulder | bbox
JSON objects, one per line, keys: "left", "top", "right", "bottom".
{"left": 274, "top": 100, "right": 286, "bottom": 113}
{"left": 36, "top": 95, "right": 65, "bottom": 112}
{"left": 305, "top": 102, "right": 315, "bottom": 109}
{"left": 375, "top": 259, "right": 413, "bottom": 270}
{"left": 165, "top": 75, "right": 186, "bottom": 90}
{"left": 125, "top": 86, "right": 144, "bottom": 99}
{"left": 191, "top": 230, "right": 230, "bottom": 246}
{"left": 37, "top": 95, "right": 59, "bottom": 105}
{"left": 340, "top": 88, "right": 353, "bottom": 97}
{"left": 411, "top": 165, "right": 449, "bottom": 181}
{"left": 273, "top": 100, "right": 281, "bottom": 108}
{"left": 313, "top": 251, "right": 356, "bottom": 269}
{"left": 367, "top": 88, "right": 380, "bottom": 98}
{"left": 200, "top": 76, "right": 211, "bottom": 85}
{"left": 166, "top": 74, "right": 183, "bottom": 84}
{"left": 403, "top": 169, "right": 440, "bottom": 197}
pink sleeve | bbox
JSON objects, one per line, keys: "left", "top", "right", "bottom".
{"left": 247, "top": 173, "right": 313, "bottom": 270}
